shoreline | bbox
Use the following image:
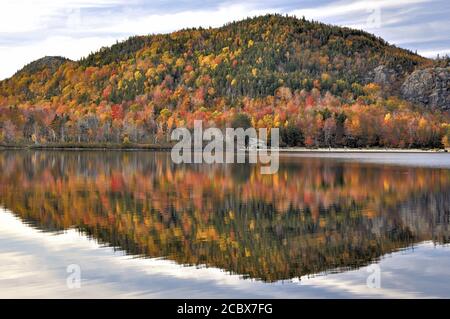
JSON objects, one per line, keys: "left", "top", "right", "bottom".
{"left": 277, "top": 147, "right": 448, "bottom": 153}
{"left": 0, "top": 143, "right": 448, "bottom": 153}
{"left": 0, "top": 143, "right": 173, "bottom": 151}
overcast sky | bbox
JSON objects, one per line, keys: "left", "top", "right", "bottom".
{"left": 0, "top": 0, "right": 449, "bottom": 80}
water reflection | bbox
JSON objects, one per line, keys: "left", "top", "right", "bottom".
{"left": 0, "top": 151, "right": 449, "bottom": 282}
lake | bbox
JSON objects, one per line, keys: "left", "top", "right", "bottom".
{"left": 0, "top": 150, "right": 449, "bottom": 298}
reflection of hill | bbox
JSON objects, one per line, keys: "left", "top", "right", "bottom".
{"left": 0, "top": 151, "right": 449, "bottom": 282}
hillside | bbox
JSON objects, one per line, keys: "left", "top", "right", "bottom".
{"left": 0, "top": 14, "right": 449, "bottom": 148}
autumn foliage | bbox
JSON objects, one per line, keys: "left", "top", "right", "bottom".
{"left": 0, "top": 15, "right": 448, "bottom": 147}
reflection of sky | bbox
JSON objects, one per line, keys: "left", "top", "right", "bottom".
{"left": 1, "top": 208, "right": 449, "bottom": 298}
{"left": 280, "top": 152, "right": 450, "bottom": 169}
{"left": 0, "top": 0, "right": 449, "bottom": 80}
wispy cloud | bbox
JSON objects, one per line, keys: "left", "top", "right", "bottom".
{"left": 290, "top": 0, "right": 432, "bottom": 20}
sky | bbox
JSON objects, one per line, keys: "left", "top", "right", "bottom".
{"left": 0, "top": 0, "right": 449, "bottom": 80}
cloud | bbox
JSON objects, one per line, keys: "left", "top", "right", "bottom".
{"left": 419, "top": 48, "right": 450, "bottom": 58}
{"left": 0, "top": 36, "right": 121, "bottom": 79}
{"left": 95, "top": 3, "right": 276, "bottom": 35}
{"left": 0, "top": 0, "right": 124, "bottom": 33}
{"left": 290, "top": 0, "right": 432, "bottom": 20}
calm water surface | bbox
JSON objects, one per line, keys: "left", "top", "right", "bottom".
{"left": 0, "top": 150, "right": 449, "bottom": 298}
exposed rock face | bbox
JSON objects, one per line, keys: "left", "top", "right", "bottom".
{"left": 373, "top": 65, "right": 398, "bottom": 86}
{"left": 401, "top": 67, "right": 450, "bottom": 110}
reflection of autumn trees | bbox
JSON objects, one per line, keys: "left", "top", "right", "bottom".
{"left": 0, "top": 151, "right": 449, "bottom": 281}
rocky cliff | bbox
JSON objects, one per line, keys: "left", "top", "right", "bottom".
{"left": 401, "top": 67, "right": 449, "bottom": 110}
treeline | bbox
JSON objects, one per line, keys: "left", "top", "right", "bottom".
{"left": 1, "top": 85, "right": 449, "bottom": 148}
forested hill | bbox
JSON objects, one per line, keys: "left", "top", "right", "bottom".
{"left": 0, "top": 14, "right": 449, "bottom": 148}
{"left": 78, "top": 14, "right": 426, "bottom": 96}
{"left": 1, "top": 15, "right": 429, "bottom": 101}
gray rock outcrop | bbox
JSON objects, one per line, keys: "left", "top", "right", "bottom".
{"left": 401, "top": 67, "right": 450, "bottom": 110}
{"left": 373, "top": 65, "right": 398, "bottom": 86}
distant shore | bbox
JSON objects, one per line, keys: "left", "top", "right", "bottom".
{"left": 0, "top": 142, "right": 173, "bottom": 151}
{"left": 277, "top": 147, "right": 448, "bottom": 153}
{"left": 0, "top": 143, "right": 448, "bottom": 153}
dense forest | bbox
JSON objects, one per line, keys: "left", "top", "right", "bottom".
{"left": 0, "top": 14, "right": 449, "bottom": 148}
